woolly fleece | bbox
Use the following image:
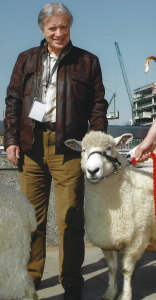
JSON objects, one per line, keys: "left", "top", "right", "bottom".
{"left": 0, "top": 183, "right": 37, "bottom": 300}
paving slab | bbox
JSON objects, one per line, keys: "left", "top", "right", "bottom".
{"left": 37, "top": 244, "right": 156, "bottom": 300}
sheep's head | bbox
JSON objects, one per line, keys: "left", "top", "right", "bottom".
{"left": 81, "top": 131, "right": 122, "bottom": 182}
{"left": 65, "top": 131, "right": 133, "bottom": 183}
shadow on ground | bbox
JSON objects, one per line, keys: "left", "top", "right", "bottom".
{"left": 38, "top": 251, "right": 156, "bottom": 300}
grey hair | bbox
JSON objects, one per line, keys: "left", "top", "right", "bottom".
{"left": 38, "top": 2, "right": 73, "bottom": 31}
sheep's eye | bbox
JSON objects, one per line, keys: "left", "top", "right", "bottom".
{"left": 82, "top": 149, "right": 86, "bottom": 152}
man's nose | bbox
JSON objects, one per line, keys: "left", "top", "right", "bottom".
{"left": 55, "top": 28, "right": 62, "bottom": 36}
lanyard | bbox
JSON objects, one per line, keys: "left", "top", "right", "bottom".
{"left": 46, "top": 52, "right": 59, "bottom": 89}
{"left": 46, "top": 44, "right": 69, "bottom": 89}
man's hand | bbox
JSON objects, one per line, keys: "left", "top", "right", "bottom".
{"left": 153, "top": 83, "right": 156, "bottom": 96}
{"left": 6, "top": 145, "right": 20, "bottom": 166}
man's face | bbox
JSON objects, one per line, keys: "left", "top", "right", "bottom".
{"left": 42, "top": 13, "right": 70, "bottom": 55}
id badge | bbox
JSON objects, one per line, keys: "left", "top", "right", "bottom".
{"left": 28, "top": 97, "right": 46, "bottom": 122}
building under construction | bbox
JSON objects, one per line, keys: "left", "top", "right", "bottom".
{"left": 133, "top": 83, "right": 155, "bottom": 126}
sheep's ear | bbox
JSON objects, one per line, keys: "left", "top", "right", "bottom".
{"left": 114, "top": 133, "right": 133, "bottom": 147}
{"left": 64, "top": 139, "right": 82, "bottom": 152}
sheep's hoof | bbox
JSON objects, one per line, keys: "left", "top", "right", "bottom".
{"left": 102, "top": 287, "right": 117, "bottom": 300}
{"left": 34, "top": 292, "right": 38, "bottom": 300}
{"left": 23, "top": 292, "right": 38, "bottom": 300}
{"left": 117, "top": 292, "right": 132, "bottom": 300}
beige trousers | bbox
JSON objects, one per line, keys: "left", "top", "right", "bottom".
{"left": 18, "top": 128, "right": 84, "bottom": 289}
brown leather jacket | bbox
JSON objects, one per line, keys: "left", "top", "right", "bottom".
{"left": 4, "top": 39, "right": 108, "bottom": 154}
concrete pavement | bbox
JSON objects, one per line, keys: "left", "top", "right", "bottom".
{"left": 37, "top": 244, "right": 156, "bottom": 300}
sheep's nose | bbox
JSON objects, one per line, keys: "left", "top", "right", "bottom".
{"left": 87, "top": 168, "right": 99, "bottom": 176}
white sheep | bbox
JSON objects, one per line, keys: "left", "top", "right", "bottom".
{"left": 0, "top": 183, "right": 37, "bottom": 300}
{"left": 65, "top": 131, "right": 156, "bottom": 300}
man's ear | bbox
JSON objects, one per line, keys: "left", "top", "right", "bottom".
{"left": 64, "top": 139, "right": 82, "bottom": 151}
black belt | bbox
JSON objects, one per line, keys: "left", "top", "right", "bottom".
{"left": 35, "top": 121, "right": 56, "bottom": 132}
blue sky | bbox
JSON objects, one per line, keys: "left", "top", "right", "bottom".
{"left": 1, "top": 0, "right": 156, "bottom": 124}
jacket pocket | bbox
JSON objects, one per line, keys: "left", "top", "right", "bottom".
{"left": 19, "top": 72, "right": 34, "bottom": 98}
{"left": 72, "top": 72, "right": 92, "bottom": 84}
{"left": 71, "top": 72, "right": 92, "bottom": 102}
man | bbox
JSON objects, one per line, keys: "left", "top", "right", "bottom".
{"left": 4, "top": 3, "right": 108, "bottom": 300}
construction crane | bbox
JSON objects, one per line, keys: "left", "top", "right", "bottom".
{"left": 114, "top": 42, "right": 133, "bottom": 111}
{"left": 108, "top": 93, "right": 116, "bottom": 107}
{"left": 107, "top": 93, "right": 119, "bottom": 120}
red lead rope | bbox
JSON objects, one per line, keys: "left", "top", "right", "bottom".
{"left": 132, "top": 152, "right": 156, "bottom": 225}
{"left": 151, "top": 152, "right": 156, "bottom": 224}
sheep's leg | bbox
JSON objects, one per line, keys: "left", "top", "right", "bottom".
{"left": 102, "top": 250, "right": 118, "bottom": 300}
{"left": 118, "top": 255, "right": 136, "bottom": 300}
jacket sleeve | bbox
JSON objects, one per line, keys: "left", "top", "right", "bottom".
{"left": 3, "top": 55, "right": 23, "bottom": 151}
{"left": 89, "top": 56, "right": 108, "bottom": 133}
